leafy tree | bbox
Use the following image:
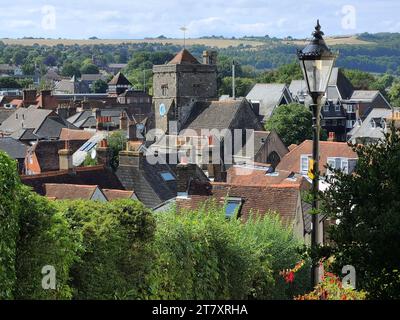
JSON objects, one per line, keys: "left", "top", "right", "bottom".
{"left": 14, "top": 187, "right": 80, "bottom": 299}
{"left": 80, "top": 63, "right": 99, "bottom": 75}
{"left": 320, "top": 130, "right": 400, "bottom": 299}
{"left": 0, "top": 77, "right": 22, "bottom": 89}
{"left": 257, "top": 61, "right": 302, "bottom": 84}
{"left": 0, "top": 152, "right": 21, "bottom": 299}
{"left": 57, "top": 199, "right": 156, "bottom": 299}
{"left": 265, "top": 103, "right": 313, "bottom": 146}
{"left": 219, "top": 76, "right": 255, "bottom": 97}
{"left": 61, "top": 62, "right": 81, "bottom": 78}
{"left": 343, "top": 69, "right": 376, "bottom": 90}
{"left": 388, "top": 81, "right": 400, "bottom": 108}
{"left": 107, "top": 130, "right": 127, "bottom": 169}
{"left": 91, "top": 79, "right": 108, "bottom": 93}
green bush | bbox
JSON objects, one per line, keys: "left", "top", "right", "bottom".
{"left": 147, "top": 204, "right": 270, "bottom": 299}
{"left": 0, "top": 151, "right": 20, "bottom": 299}
{"left": 241, "top": 214, "right": 311, "bottom": 299}
{"left": 146, "top": 204, "right": 310, "bottom": 300}
{"left": 14, "top": 187, "right": 80, "bottom": 299}
{"left": 56, "top": 199, "right": 156, "bottom": 299}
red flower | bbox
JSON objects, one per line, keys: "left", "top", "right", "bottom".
{"left": 285, "top": 271, "right": 295, "bottom": 283}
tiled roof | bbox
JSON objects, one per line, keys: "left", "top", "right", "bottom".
{"left": 21, "top": 165, "right": 124, "bottom": 195}
{"left": 44, "top": 183, "right": 98, "bottom": 200}
{"left": 246, "top": 83, "right": 292, "bottom": 120}
{"left": 276, "top": 140, "right": 357, "bottom": 175}
{"left": 168, "top": 49, "right": 200, "bottom": 65}
{"left": 327, "top": 68, "right": 354, "bottom": 100}
{"left": 349, "top": 90, "right": 379, "bottom": 101}
{"left": 227, "top": 165, "right": 306, "bottom": 187}
{"left": 116, "top": 154, "right": 177, "bottom": 208}
{"left": 108, "top": 72, "right": 132, "bottom": 86}
{"left": 0, "top": 137, "right": 27, "bottom": 159}
{"left": 102, "top": 189, "right": 136, "bottom": 201}
{"left": 59, "top": 128, "right": 95, "bottom": 140}
{"left": 182, "top": 98, "right": 262, "bottom": 132}
{"left": 177, "top": 182, "right": 302, "bottom": 225}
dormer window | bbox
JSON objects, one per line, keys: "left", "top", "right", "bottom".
{"left": 300, "top": 154, "right": 312, "bottom": 174}
{"left": 323, "top": 104, "right": 329, "bottom": 112}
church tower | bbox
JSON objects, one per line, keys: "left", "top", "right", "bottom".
{"left": 152, "top": 49, "right": 218, "bottom": 133}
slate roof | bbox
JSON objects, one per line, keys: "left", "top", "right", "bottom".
{"left": 348, "top": 108, "right": 392, "bottom": 143}
{"left": 234, "top": 131, "right": 271, "bottom": 158}
{"left": 327, "top": 68, "right": 354, "bottom": 100}
{"left": 21, "top": 165, "right": 124, "bottom": 196}
{"left": 288, "top": 80, "right": 308, "bottom": 101}
{"left": 246, "top": 83, "right": 292, "bottom": 120}
{"left": 182, "top": 98, "right": 262, "bottom": 132}
{"left": 276, "top": 140, "right": 357, "bottom": 175}
{"left": 0, "top": 109, "right": 14, "bottom": 125}
{"left": 44, "top": 183, "right": 99, "bottom": 200}
{"left": 168, "top": 49, "right": 200, "bottom": 65}
{"left": 108, "top": 72, "right": 132, "bottom": 86}
{"left": 0, "top": 137, "right": 27, "bottom": 159}
{"left": 116, "top": 153, "right": 177, "bottom": 208}
{"left": 67, "top": 109, "right": 124, "bottom": 129}
{"left": 349, "top": 90, "right": 379, "bottom": 101}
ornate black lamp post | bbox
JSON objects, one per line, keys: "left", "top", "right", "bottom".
{"left": 297, "top": 20, "right": 336, "bottom": 287}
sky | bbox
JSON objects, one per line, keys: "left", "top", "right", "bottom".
{"left": 0, "top": 0, "right": 399, "bottom": 39}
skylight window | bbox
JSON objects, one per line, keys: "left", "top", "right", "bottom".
{"left": 225, "top": 197, "right": 242, "bottom": 218}
{"left": 160, "top": 172, "right": 175, "bottom": 181}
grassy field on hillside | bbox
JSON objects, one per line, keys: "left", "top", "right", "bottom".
{"left": 0, "top": 35, "right": 373, "bottom": 48}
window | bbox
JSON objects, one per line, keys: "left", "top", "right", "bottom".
{"left": 327, "top": 157, "right": 349, "bottom": 175}
{"left": 225, "top": 197, "right": 242, "bottom": 218}
{"left": 332, "top": 119, "right": 337, "bottom": 126}
{"left": 347, "top": 105, "right": 355, "bottom": 113}
{"left": 160, "top": 172, "right": 175, "bottom": 181}
{"left": 335, "top": 104, "right": 341, "bottom": 112}
{"left": 323, "top": 104, "right": 329, "bottom": 112}
{"left": 161, "top": 85, "right": 168, "bottom": 96}
{"left": 300, "top": 154, "right": 312, "bottom": 174}
{"left": 346, "top": 120, "right": 355, "bottom": 129}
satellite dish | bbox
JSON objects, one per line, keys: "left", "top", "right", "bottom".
{"left": 159, "top": 103, "right": 166, "bottom": 117}
{"left": 91, "top": 148, "right": 97, "bottom": 160}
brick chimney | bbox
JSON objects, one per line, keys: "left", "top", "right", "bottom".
{"left": 40, "top": 90, "right": 51, "bottom": 108}
{"left": 118, "top": 149, "right": 143, "bottom": 168}
{"left": 58, "top": 147, "right": 73, "bottom": 171}
{"left": 22, "top": 89, "right": 37, "bottom": 104}
{"left": 176, "top": 163, "right": 198, "bottom": 197}
{"left": 96, "top": 139, "right": 112, "bottom": 168}
{"left": 328, "top": 132, "right": 336, "bottom": 142}
{"left": 120, "top": 112, "right": 128, "bottom": 130}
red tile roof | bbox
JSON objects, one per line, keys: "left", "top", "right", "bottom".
{"left": 102, "top": 189, "right": 136, "bottom": 201}
{"left": 178, "top": 182, "right": 302, "bottom": 224}
{"left": 226, "top": 166, "right": 305, "bottom": 187}
{"left": 168, "top": 49, "right": 200, "bottom": 65}
{"left": 21, "top": 165, "right": 124, "bottom": 195}
{"left": 276, "top": 140, "right": 357, "bottom": 175}
{"left": 44, "top": 183, "right": 98, "bottom": 200}
{"left": 59, "top": 128, "right": 95, "bottom": 141}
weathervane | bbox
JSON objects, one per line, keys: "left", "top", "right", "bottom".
{"left": 180, "top": 26, "right": 188, "bottom": 48}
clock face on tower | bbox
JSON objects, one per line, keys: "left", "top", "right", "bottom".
{"left": 159, "top": 103, "right": 166, "bottom": 117}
